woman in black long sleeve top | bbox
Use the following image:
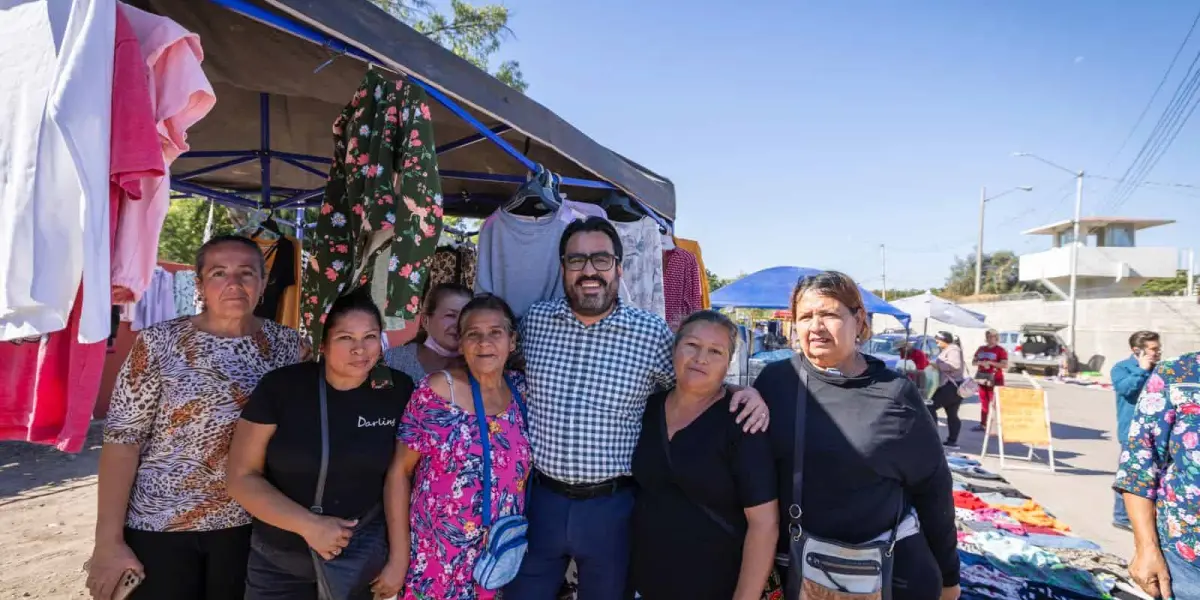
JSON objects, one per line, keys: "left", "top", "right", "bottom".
{"left": 753, "top": 271, "right": 960, "bottom": 600}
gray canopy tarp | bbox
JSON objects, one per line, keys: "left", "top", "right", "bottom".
{"left": 129, "top": 0, "right": 676, "bottom": 220}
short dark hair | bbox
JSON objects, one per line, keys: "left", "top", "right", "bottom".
{"left": 791, "top": 270, "right": 871, "bottom": 343}
{"left": 675, "top": 310, "right": 739, "bottom": 356}
{"left": 195, "top": 235, "right": 265, "bottom": 276}
{"left": 559, "top": 216, "right": 623, "bottom": 262}
{"left": 1129, "top": 330, "right": 1160, "bottom": 350}
{"left": 324, "top": 288, "right": 383, "bottom": 339}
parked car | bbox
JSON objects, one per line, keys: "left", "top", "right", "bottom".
{"left": 1009, "top": 323, "right": 1067, "bottom": 375}
{"left": 864, "top": 333, "right": 939, "bottom": 371}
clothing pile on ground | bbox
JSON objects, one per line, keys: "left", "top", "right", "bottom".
{"left": 948, "top": 455, "right": 1144, "bottom": 600}
{"left": 0, "top": 1, "right": 216, "bottom": 452}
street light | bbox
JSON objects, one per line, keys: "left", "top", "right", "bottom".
{"left": 1013, "top": 151, "right": 1085, "bottom": 355}
{"left": 975, "top": 185, "right": 1034, "bottom": 295}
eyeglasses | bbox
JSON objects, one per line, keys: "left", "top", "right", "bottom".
{"left": 562, "top": 252, "right": 619, "bottom": 272}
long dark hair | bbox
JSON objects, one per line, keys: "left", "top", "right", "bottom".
{"left": 457, "top": 293, "right": 523, "bottom": 371}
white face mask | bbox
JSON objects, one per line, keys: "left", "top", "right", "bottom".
{"left": 423, "top": 335, "right": 459, "bottom": 358}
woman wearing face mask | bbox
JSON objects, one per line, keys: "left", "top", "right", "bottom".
{"left": 385, "top": 293, "right": 531, "bottom": 599}
{"left": 385, "top": 283, "right": 472, "bottom": 382}
{"left": 930, "top": 331, "right": 967, "bottom": 449}
{"left": 227, "top": 289, "right": 415, "bottom": 600}
{"left": 752, "top": 271, "right": 960, "bottom": 600}
{"left": 86, "top": 235, "right": 304, "bottom": 600}
{"left": 631, "top": 310, "right": 779, "bottom": 600}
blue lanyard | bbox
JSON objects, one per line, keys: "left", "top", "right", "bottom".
{"left": 468, "top": 373, "right": 527, "bottom": 529}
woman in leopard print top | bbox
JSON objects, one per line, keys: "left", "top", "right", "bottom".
{"left": 86, "top": 236, "right": 305, "bottom": 600}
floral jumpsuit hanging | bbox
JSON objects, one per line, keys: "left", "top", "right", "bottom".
{"left": 301, "top": 70, "right": 445, "bottom": 381}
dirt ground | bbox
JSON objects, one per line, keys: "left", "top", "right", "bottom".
{"left": 0, "top": 424, "right": 101, "bottom": 600}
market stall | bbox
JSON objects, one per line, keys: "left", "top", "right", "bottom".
{"left": 1, "top": 0, "right": 712, "bottom": 448}
{"left": 948, "top": 455, "right": 1146, "bottom": 600}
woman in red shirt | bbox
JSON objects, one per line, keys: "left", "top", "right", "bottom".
{"left": 971, "top": 330, "right": 1008, "bottom": 432}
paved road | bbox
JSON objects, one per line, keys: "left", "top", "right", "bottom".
{"left": 935, "top": 377, "right": 1135, "bottom": 560}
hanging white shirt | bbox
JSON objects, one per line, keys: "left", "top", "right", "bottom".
{"left": 0, "top": 0, "right": 116, "bottom": 342}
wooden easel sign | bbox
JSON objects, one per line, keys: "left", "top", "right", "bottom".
{"left": 980, "top": 380, "right": 1057, "bottom": 472}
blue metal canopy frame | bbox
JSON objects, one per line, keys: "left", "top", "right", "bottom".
{"left": 174, "top": 0, "right": 670, "bottom": 231}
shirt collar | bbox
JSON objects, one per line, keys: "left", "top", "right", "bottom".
{"left": 552, "top": 297, "right": 633, "bottom": 331}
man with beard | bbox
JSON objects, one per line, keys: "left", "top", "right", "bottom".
{"left": 506, "top": 217, "right": 771, "bottom": 600}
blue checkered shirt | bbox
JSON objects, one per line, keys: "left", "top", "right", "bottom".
{"left": 519, "top": 298, "right": 674, "bottom": 484}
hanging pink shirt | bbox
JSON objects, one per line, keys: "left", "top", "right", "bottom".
{"left": 110, "top": 3, "right": 215, "bottom": 300}
{"left": 662, "top": 247, "right": 702, "bottom": 331}
{"left": 0, "top": 7, "right": 165, "bottom": 453}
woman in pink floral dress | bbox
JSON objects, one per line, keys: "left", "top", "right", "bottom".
{"left": 381, "top": 294, "right": 532, "bottom": 600}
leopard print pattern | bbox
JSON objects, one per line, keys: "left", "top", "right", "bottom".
{"left": 104, "top": 317, "right": 302, "bottom": 532}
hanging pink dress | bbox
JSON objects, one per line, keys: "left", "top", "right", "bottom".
{"left": 399, "top": 372, "right": 532, "bottom": 600}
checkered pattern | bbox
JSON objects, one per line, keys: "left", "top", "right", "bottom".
{"left": 520, "top": 298, "right": 674, "bottom": 484}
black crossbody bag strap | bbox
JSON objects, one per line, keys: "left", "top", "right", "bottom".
{"left": 657, "top": 392, "right": 738, "bottom": 537}
{"left": 788, "top": 354, "right": 808, "bottom": 539}
{"left": 312, "top": 371, "right": 330, "bottom": 514}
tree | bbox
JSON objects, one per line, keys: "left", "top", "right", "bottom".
{"left": 941, "top": 250, "right": 1045, "bottom": 298}
{"left": 1134, "top": 270, "right": 1191, "bottom": 296}
{"left": 371, "top": 0, "right": 528, "bottom": 92}
{"left": 870, "top": 288, "right": 926, "bottom": 301}
{"left": 706, "top": 268, "right": 732, "bottom": 292}
{"left": 157, "top": 198, "right": 238, "bottom": 265}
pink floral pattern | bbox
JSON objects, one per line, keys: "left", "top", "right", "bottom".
{"left": 300, "top": 70, "right": 443, "bottom": 387}
{"left": 1114, "top": 352, "right": 1200, "bottom": 566}
{"left": 399, "top": 373, "right": 532, "bottom": 599}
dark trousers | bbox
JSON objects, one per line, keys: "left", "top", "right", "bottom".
{"left": 505, "top": 478, "right": 635, "bottom": 600}
{"left": 928, "top": 383, "right": 962, "bottom": 444}
{"left": 124, "top": 525, "right": 251, "bottom": 600}
{"left": 244, "top": 531, "right": 319, "bottom": 600}
{"left": 889, "top": 535, "right": 944, "bottom": 600}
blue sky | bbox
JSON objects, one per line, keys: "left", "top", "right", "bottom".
{"left": 487, "top": 0, "right": 1198, "bottom": 290}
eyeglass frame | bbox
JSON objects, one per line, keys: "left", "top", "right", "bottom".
{"left": 560, "top": 252, "right": 621, "bottom": 272}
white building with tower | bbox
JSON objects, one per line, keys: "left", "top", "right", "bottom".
{"left": 1017, "top": 217, "right": 1182, "bottom": 299}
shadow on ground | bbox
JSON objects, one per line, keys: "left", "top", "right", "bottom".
{"left": 0, "top": 422, "right": 102, "bottom": 502}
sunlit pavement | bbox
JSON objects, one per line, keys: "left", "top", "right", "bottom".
{"left": 937, "top": 376, "right": 1135, "bottom": 560}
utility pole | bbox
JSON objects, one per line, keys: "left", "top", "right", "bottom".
{"left": 1067, "top": 170, "right": 1084, "bottom": 353}
{"left": 880, "top": 244, "right": 888, "bottom": 301}
{"left": 975, "top": 186, "right": 986, "bottom": 296}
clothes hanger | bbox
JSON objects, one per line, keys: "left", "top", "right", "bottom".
{"left": 503, "top": 164, "right": 561, "bottom": 217}
{"left": 600, "top": 191, "right": 643, "bottom": 222}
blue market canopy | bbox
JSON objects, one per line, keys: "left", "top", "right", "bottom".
{"left": 710, "top": 266, "right": 911, "bottom": 325}
{"left": 130, "top": 0, "right": 676, "bottom": 222}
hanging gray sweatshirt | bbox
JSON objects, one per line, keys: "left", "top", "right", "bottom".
{"left": 474, "top": 208, "right": 568, "bottom": 318}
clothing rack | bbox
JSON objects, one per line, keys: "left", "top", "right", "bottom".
{"left": 170, "top": 0, "right": 673, "bottom": 234}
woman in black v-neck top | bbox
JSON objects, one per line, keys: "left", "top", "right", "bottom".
{"left": 631, "top": 311, "right": 779, "bottom": 600}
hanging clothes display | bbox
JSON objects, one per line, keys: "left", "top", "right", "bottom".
{"left": 428, "top": 245, "right": 479, "bottom": 289}
{"left": 475, "top": 208, "right": 569, "bottom": 319}
{"left": 0, "top": 0, "right": 116, "bottom": 343}
{"left": 173, "top": 270, "right": 197, "bottom": 317}
{"left": 110, "top": 2, "right": 216, "bottom": 302}
{"left": 251, "top": 233, "right": 300, "bottom": 329}
{"left": 300, "top": 70, "right": 444, "bottom": 373}
{"left": 662, "top": 247, "right": 703, "bottom": 331}
{"left": 673, "top": 237, "right": 711, "bottom": 309}
{"left": 131, "top": 268, "right": 178, "bottom": 331}
{"left": 611, "top": 218, "right": 666, "bottom": 318}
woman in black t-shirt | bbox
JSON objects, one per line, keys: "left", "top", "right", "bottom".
{"left": 631, "top": 310, "right": 779, "bottom": 600}
{"left": 227, "top": 290, "right": 414, "bottom": 600}
{"left": 752, "top": 272, "right": 960, "bottom": 600}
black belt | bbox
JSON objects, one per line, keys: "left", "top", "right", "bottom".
{"left": 534, "top": 470, "right": 634, "bottom": 500}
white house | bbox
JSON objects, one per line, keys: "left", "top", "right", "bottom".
{"left": 1018, "top": 217, "right": 1179, "bottom": 299}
